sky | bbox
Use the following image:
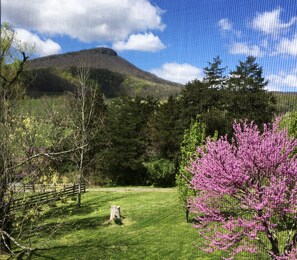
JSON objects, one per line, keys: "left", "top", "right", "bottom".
{"left": 2, "top": 0, "right": 297, "bottom": 91}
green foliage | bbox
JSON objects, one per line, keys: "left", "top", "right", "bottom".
{"left": 227, "top": 56, "right": 276, "bottom": 125}
{"left": 179, "top": 76, "right": 228, "bottom": 137}
{"left": 143, "top": 158, "right": 175, "bottom": 187}
{"left": 101, "top": 96, "right": 157, "bottom": 185}
{"left": 26, "top": 67, "right": 75, "bottom": 96}
{"left": 273, "top": 92, "right": 297, "bottom": 113}
{"left": 176, "top": 119, "right": 206, "bottom": 210}
{"left": 76, "top": 67, "right": 125, "bottom": 98}
{"left": 26, "top": 66, "right": 182, "bottom": 99}
{"left": 147, "top": 96, "right": 183, "bottom": 161}
{"left": 280, "top": 111, "right": 297, "bottom": 138}
{"left": 122, "top": 76, "right": 182, "bottom": 99}
{"left": 0, "top": 22, "right": 34, "bottom": 253}
{"left": 203, "top": 56, "right": 227, "bottom": 88}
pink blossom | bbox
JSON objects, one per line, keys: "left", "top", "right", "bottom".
{"left": 189, "top": 119, "right": 297, "bottom": 259}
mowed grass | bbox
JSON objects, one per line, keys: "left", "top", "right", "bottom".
{"left": 12, "top": 188, "right": 267, "bottom": 260}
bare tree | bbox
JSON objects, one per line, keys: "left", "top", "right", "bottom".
{"left": 68, "top": 65, "right": 104, "bottom": 207}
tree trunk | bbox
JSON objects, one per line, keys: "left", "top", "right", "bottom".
{"left": 0, "top": 200, "right": 12, "bottom": 253}
{"left": 110, "top": 205, "right": 121, "bottom": 224}
{"left": 186, "top": 208, "right": 189, "bottom": 223}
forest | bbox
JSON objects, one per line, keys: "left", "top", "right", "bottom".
{"left": 16, "top": 56, "right": 280, "bottom": 187}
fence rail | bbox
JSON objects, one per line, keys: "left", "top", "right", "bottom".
{"left": 10, "top": 183, "right": 86, "bottom": 211}
{"left": 10, "top": 183, "right": 81, "bottom": 193}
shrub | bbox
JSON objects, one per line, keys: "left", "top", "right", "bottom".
{"left": 143, "top": 158, "right": 175, "bottom": 187}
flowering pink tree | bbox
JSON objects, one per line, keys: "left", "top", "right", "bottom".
{"left": 189, "top": 119, "right": 297, "bottom": 259}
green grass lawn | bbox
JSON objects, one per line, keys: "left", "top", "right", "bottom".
{"left": 10, "top": 188, "right": 267, "bottom": 260}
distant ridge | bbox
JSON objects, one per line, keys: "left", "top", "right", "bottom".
{"left": 27, "top": 47, "right": 179, "bottom": 86}
{"left": 25, "top": 48, "right": 183, "bottom": 98}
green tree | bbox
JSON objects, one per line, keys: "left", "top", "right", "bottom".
{"left": 203, "top": 56, "right": 227, "bottom": 89}
{"left": 281, "top": 111, "right": 297, "bottom": 138}
{"left": 176, "top": 119, "right": 208, "bottom": 223}
{"left": 147, "top": 96, "right": 183, "bottom": 161}
{"left": 143, "top": 158, "right": 175, "bottom": 187}
{"left": 101, "top": 96, "right": 156, "bottom": 185}
{"left": 227, "top": 56, "right": 276, "bottom": 124}
{"left": 145, "top": 96, "right": 187, "bottom": 187}
{"left": 179, "top": 79, "right": 228, "bottom": 136}
{"left": 280, "top": 112, "right": 297, "bottom": 155}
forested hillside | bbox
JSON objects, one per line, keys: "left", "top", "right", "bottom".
{"left": 25, "top": 48, "right": 182, "bottom": 98}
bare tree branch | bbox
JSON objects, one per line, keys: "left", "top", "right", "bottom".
{"left": 8, "top": 145, "right": 87, "bottom": 171}
{"left": 1, "top": 229, "right": 34, "bottom": 252}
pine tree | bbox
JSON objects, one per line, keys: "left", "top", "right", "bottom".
{"left": 101, "top": 96, "right": 156, "bottom": 185}
{"left": 203, "top": 56, "right": 227, "bottom": 89}
{"left": 227, "top": 56, "right": 276, "bottom": 124}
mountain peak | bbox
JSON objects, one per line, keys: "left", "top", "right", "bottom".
{"left": 91, "top": 47, "right": 118, "bottom": 56}
{"left": 26, "top": 47, "right": 180, "bottom": 86}
{"left": 64, "top": 47, "right": 118, "bottom": 57}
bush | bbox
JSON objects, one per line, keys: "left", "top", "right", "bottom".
{"left": 143, "top": 158, "right": 175, "bottom": 187}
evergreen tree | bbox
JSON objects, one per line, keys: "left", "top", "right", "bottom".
{"left": 180, "top": 79, "right": 228, "bottom": 136}
{"left": 101, "top": 96, "right": 156, "bottom": 185}
{"left": 227, "top": 56, "right": 276, "bottom": 124}
{"left": 147, "top": 95, "right": 183, "bottom": 161}
{"left": 203, "top": 56, "right": 227, "bottom": 89}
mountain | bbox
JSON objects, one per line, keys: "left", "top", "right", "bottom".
{"left": 25, "top": 48, "right": 182, "bottom": 98}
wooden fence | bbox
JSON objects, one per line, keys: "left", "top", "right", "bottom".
{"left": 10, "top": 183, "right": 86, "bottom": 211}
{"left": 10, "top": 183, "right": 81, "bottom": 193}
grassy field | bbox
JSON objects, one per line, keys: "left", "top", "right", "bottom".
{"left": 7, "top": 188, "right": 269, "bottom": 260}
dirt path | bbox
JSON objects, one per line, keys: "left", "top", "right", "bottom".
{"left": 87, "top": 187, "right": 176, "bottom": 192}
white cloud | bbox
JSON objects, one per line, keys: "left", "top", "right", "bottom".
{"left": 267, "top": 70, "right": 297, "bottom": 91}
{"left": 252, "top": 8, "right": 297, "bottom": 35}
{"left": 2, "top": 0, "right": 165, "bottom": 43}
{"left": 218, "top": 18, "right": 232, "bottom": 31}
{"left": 276, "top": 34, "right": 297, "bottom": 56}
{"left": 112, "top": 33, "right": 165, "bottom": 52}
{"left": 229, "top": 42, "right": 264, "bottom": 57}
{"left": 15, "top": 28, "right": 61, "bottom": 56}
{"left": 150, "top": 63, "right": 202, "bottom": 84}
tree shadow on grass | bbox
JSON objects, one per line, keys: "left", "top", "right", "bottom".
{"left": 30, "top": 214, "right": 112, "bottom": 240}
{"left": 40, "top": 193, "right": 128, "bottom": 220}
{"left": 13, "top": 215, "right": 119, "bottom": 259}
{"left": 22, "top": 240, "right": 139, "bottom": 260}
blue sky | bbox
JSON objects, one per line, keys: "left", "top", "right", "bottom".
{"left": 2, "top": 0, "right": 297, "bottom": 91}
